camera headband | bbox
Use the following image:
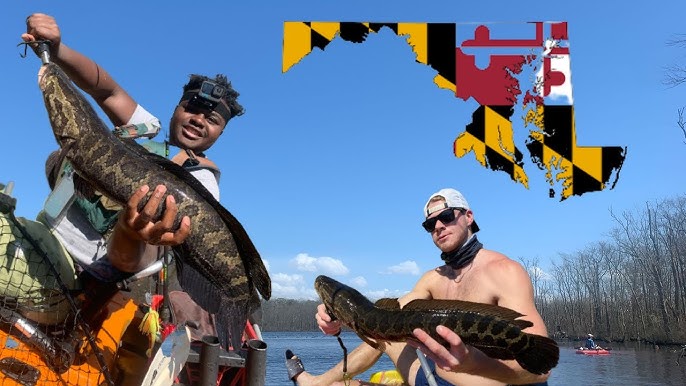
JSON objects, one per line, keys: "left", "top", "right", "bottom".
{"left": 180, "top": 89, "right": 233, "bottom": 123}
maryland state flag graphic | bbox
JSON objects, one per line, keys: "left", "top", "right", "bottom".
{"left": 283, "top": 21, "right": 626, "bottom": 200}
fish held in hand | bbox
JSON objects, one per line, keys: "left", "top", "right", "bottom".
{"left": 314, "top": 275, "right": 558, "bottom": 375}
{"left": 37, "top": 62, "right": 271, "bottom": 351}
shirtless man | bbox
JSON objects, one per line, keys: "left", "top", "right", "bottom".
{"left": 291, "top": 188, "right": 551, "bottom": 385}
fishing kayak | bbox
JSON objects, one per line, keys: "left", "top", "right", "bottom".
{"left": 576, "top": 348, "right": 610, "bottom": 355}
{"left": 369, "top": 370, "right": 404, "bottom": 385}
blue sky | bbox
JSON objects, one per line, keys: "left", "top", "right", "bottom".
{"left": 2, "top": 1, "right": 685, "bottom": 301}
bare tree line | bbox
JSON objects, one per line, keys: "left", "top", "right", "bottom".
{"left": 664, "top": 34, "right": 686, "bottom": 144}
{"left": 260, "top": 298, "right": 320, "bottom": 331}
{"left": 524, "top": 194, "right": 686, "bottom": 345}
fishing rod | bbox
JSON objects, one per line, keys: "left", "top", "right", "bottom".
{"left": 415, "top": 348, "right": 439, "bottom": 386}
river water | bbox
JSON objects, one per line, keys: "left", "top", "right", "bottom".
{"left": 262, "top": 331, "right": 686, "bottom": 385}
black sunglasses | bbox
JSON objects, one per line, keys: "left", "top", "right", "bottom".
{"left": 422, "top": 208, "right": 464, "bottom": 232}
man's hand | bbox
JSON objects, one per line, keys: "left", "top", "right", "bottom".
{"left": 22, "top": 13, "right": 62, "bottom": 56}
{"left": 409, "top": 325, "right": 476, "bottom": 373}
{"left": 117, "top": 184, "right": 191, "bottom": 246}
{"left": 316, "top": 303, "right": 342, "bottom": 336}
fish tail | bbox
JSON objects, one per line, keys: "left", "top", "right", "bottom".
{"left": 176, "top": 258, "right": 249, "bottom": 351}
{"left": 216, "top": 297, "right": 249, "bottom": 352}
{"left": 514, "top": 335, "right": 560, "bottom": 375}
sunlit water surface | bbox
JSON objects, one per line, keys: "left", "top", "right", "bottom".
{"left": 261, "top": 332, "right": 686, "bottom": 385}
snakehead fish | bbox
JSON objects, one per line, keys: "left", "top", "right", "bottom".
{"left": 315, "top": 275, "right": 559, "bottom": 375}
{"left": 37, "top": 62, "right": 271, "bottom": 351}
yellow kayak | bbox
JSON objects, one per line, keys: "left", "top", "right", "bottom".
{"left": 369, "top": 369, "right": 405, "bottom": 385}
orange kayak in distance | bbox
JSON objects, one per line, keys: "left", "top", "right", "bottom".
{"left": 576, "top": 348, "right": 611, "bottom": 355}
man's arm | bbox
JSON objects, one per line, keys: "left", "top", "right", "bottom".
{"left": 410, "top": 258, "right": 551, "bottom": 384}
{"left": 311, "top": 304, "right": 383, "bottom": 385}
{"left": 23, "top": 13, "right": 137, "bottom": 126}
{"left": 294, "top": 343, "right": 383, "bottom": 386}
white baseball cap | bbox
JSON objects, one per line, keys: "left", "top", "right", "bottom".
{"left": 423, "top": 188, "right": 480, "bottom": 232}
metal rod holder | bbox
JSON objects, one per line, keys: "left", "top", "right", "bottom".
{"left": 199, "top": 335, "right": 220, "bottom": 386}
{"left": 245, "top": 339, "right": 267, "bottom": 386}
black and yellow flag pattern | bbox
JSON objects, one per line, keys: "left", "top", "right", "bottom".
{"left": 283, "top": 22, "right": 456, "bottom": 93}
{"left": 454, "top": 106, "right": 529, "bottom": 188}
{"left": 525, "top": 105, "right": 626, "bottom": 200}
{"left": 282, "top": 21, "right": 626, "bottom": 201}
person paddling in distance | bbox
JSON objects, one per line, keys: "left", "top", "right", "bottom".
{"left": 581, "top": 334, "right": 603, "bottom": 350}
{"left": 286, "top": 188, "right": 553, "bottom": 385}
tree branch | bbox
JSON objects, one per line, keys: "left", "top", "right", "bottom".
{"left": 666, "top": 34, "right": 686, "bottom": 48}
{"left": 663, "top": 65, "right": 686, "bottom": 88}
{"left": 678, "top": 106, "right": 686, "bottom": 145}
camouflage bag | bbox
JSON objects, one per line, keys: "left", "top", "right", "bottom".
{"left": 0, "top": 203, "right": 78, "bottom": 325}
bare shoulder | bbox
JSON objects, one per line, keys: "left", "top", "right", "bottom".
{"left": 479, "top": 249, "right": 530, "bottom": 282}
{"left": 398, "top": 269, "right": 439, "bottom": 306}
{"left": 475, "top": 250, "right": 535, "bottom": 307}
{"left": 479, "top": 249, "right": 547, "bottom": 334}
{"left": 415, "top": 268, "right": 444, "bottom": 292}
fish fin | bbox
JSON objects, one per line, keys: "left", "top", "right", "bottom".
{"left": 131, "top": 144, "right": 271, "bottom": 302}
{"left": 403, "top": 299, "right": 525, "bottom": 321}
{"left": 175, "top": 254, "right": 221, "bottom": 313}
{"left": 513, "top": 319, "right": 534, "bottom": 330}
{"left": 176, "top": 256, "right": 249, "bottom": 351}
{"left": 216, "top": 296, "right": 249, "bottom": 351}
{"left": 472, "top": 345, "right": 516, "bottom": 361}
{"left": 514, "top": 334, "right": 560, "bottom": 375}
{"left": 374, "top": 298, "right": 400, "bottom": 310}
{"left": 356, "top": 331, "right": 381, "bottom": 350}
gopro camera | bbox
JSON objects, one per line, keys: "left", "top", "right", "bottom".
{"left": 189, "top": 80, "right": 226, "bottom": 110}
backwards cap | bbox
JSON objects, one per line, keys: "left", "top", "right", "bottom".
{"left": 423, "top": 188, "right": 480, "bottom": 233}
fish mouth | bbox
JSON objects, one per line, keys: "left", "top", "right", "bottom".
{"left": 314, "top": 275, "right": 343, "bottom": 321}
{"left": 37, "top": 63, "right": 52, "bottom": 90}
{"left": 314, "top": 275, "right": 338, "bottom": 302}
{"left": 314, "top": 275, "right": 328, "bottom": 295}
